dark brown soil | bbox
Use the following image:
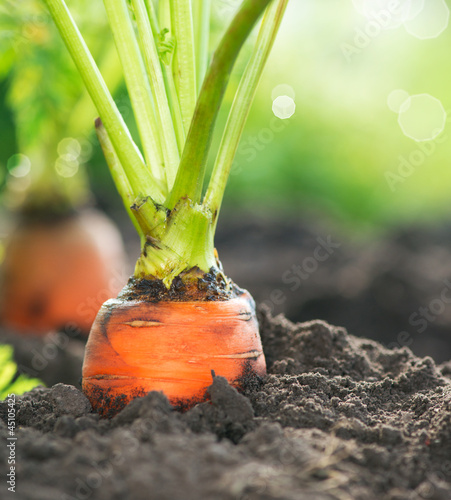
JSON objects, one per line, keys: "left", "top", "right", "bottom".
{"left": 120, "top": 267, "right": 244, "bottom": 302}
{"left": 215, "top": 215, "right": 451, "bottom": 363}
{"left": 0, "top": 329, "right": 84, "bottom": 388}
{"left": 1, "top": 307, "right": 450, "bottom": 500}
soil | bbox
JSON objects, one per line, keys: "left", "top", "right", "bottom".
{"left": 120, "top": 267, "right": 243, "bottom": 302}
{"left": 0, "top": 329, "right": 84, "bottom": 388}
{"left": 215, "top": 215, "right": 451, "bottom": 364}
{"left": 1, "top": 307, "right": 450, "bottom": 500}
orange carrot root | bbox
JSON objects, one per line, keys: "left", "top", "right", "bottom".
{"left": 0, "top": 210, "right": 127, "bottom": 335}
{"left": 82, "top": 290, "right": 266, "bottom": 417}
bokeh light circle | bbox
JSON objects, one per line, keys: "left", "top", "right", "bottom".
{"left": 407, "top": 0, "right": 426, "bottom": 21}
{"left": 272, "top": 96, "right": 296, "bottom": 119}
{"left": 271, "top": 84, "right": 296, "bottom": 101}
{"left": 7, "top": 154, "right": 31, "bottom": 178}
{"left": 397, "top": 94, "right": 447, "bottom": 141}
{"left": 404, "top": 0, "right": 449, "bottom": 40}
{"left": 352, "top": 0, "right": 412, "bottom": 30}
{"left": 387, "top": 89, "right": 410, "bottom": 113}
{"left": 57, "top": 138, "right": 81, "bottom": 160}
{"left": 55, "top": 156, "right": 79, "bottom": 178}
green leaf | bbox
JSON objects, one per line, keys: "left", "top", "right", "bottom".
{"left": 0, "top": 344, "right": 43, "bottom": 400}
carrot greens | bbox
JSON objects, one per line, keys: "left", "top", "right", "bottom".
{"left": 43, "top": 0, "right": 288, "bottom": 286}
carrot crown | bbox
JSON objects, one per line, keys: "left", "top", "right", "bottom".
{"left": 43, "top": 0, "right": 288, "bottom": 286}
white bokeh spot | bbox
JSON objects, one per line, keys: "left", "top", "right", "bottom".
{"left": 7, "top": 154, "right": 31, "bottom": 178}
{"left": 387, "top": 89, "right": 410, "bottom": 113}
{"left": 77, "top": 138, "right": 93, "bottom": 163}
{"left": 351, "top": 0, "right": 449, "bottom": 39}
{"left": 57, "top": 137, "right": 81, "bottom": 160}
{"left": 272, "top": 96, "right": 296, "bottom": 120}
{"left": 271, "top": 84, "right": 296, "bottom": 101}
{"left": 55, "top": 155, "right": 79, "bottom": 178}
{"left": 397, "top": 94, "right": 447, "bottom": 141}
{"left": 404, "top": 0, "right": 449, "bottom": 39}
{"left": 352, "top": 0, "right": 418, "bottom": 30}
{"left": 406, "top": 0, "right": 427, "bottom": 21}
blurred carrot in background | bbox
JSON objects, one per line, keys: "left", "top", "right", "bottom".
{"left": 0, "top": 0, "right": 128, "bottom": 335}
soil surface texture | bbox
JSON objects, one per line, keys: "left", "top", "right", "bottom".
{"left": 216, "top": 215, "right": 451, "bottom": 363}
{"left": 0, "top": 329, "right": 84, "bottom": 388}
{"left": 1, "top": 308, "right": 451, "bottom": 500}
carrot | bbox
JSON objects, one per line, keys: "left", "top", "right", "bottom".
{"left": 83, "top": 290, "right": 265, "bottom": 416}
{"left": 0, "top": 209, "right": 127, "bottom": 335}
{"left": 44, "top": 0, "right": 288, "bottom": 415}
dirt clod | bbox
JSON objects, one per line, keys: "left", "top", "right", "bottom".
{"left": 184, "top": 375, "right": 256, "bottom": 443}
{"left": 48, "top": 384, "right": 92, "bottom": 417}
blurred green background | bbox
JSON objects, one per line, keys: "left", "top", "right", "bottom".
{"left": 225, "top": 0, "right": 451, "bottom": 233}
{"left": 1, "top": 0, "right": 450, "bottom": 234}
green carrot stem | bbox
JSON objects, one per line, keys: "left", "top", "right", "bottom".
{"left": 134, "top": 199, "right": 216, "bottom": 285}
{"left": 162, "top": 63, "right": 186, "bottom": 152}
{"left": 42, "top": 0, "right": 163, "bottom": 206}
{"left": 44, "top": 0, "right": 288, "bottom": 286}
{"left": 193, "top": 0, "right": 211, "bottom": 94}
{"left": 204, "top": 0, "right": 288, "bottom": 220}
{"left": 167, "top": 0, "right": 273, "bottom": 209}
{"left": 66, "top": 44, "right": 122, "bottom": 139}
{"left": 169, "top": 0, "right": 197, "bottom": 133}
{"left": 153, "top": 0, "right": 186, "bottom": 151}
{"left": 143, "top": 0, "right": 159, "bottom": 34}
{"left": 158, "top": 0, "right": 171, "bottom": 29}
{"left": 95, "top": 118, "right": 145, "bottom": 242}
{"left": 104, "top": 0, "right": 166, "bottom": 191}
{"left": 131, "top": 0, "right": 179, "bottom": 189}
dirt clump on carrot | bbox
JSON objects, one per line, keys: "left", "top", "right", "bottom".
{"left": 120, "top": 266, "right": 243, "bottom": 303}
